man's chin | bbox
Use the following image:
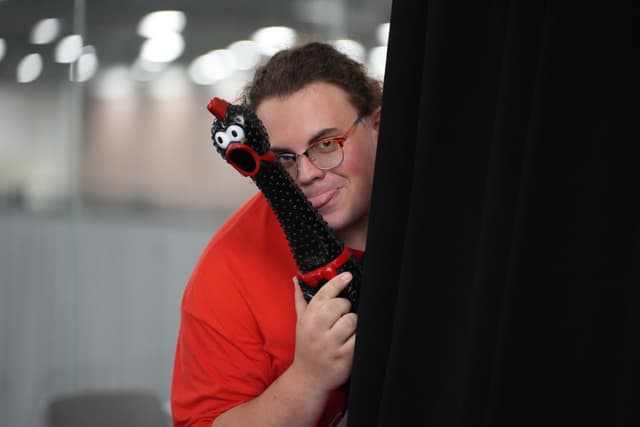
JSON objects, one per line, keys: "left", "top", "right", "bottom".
{"left": 321, "top": 211, "right": 347, "bottom": 233}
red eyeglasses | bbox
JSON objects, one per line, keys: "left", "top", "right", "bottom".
{"left": 274, "top": 115, "right": 364, "bottom": 179}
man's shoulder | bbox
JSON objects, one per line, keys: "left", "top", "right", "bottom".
{"left": 210, "top": 192, "right": 283, "bottom": 249}
{"left": 182, "top": 192, "right": 296, "bottom": 315}
{"left": 193, "top": 192, "right": 293, "bottom": 280}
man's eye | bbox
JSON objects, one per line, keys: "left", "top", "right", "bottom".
{"left": 277, "top": 154, "right": 296, "bottom": 162}
{"left": 315, "top": 139, "right": 339, "bottom": 152}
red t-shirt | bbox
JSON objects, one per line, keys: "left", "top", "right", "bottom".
{"left": 171, "top": 193, "right": 347, "bottom": 426}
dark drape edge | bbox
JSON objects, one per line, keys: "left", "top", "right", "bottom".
{"left": 348, "top": 1, "right": 638, "bottom": 426}
{"left": 348, "top": 0, "right": 429, "bottom": 424}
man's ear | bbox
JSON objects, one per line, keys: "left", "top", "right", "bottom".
{"left": 371, "top": 106, "right": 382, "bottom": 131}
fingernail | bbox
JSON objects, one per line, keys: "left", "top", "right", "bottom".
{"left": 340, "top": 272, "right": 352, "bottom": 281}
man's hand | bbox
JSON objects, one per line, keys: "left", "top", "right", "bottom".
{"left": 291, "top": 272, "right": 358, "bottom": 391}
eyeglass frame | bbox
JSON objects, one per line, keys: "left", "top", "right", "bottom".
{"left": 273, "top": 115, "right": 365, "bottom": 179}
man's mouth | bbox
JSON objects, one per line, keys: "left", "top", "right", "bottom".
{"left": 307, "top": 189, "right": 338, "bottom": 210}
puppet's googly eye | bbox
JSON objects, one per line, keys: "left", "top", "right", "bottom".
{"left": 214, "top": 131, "right": 231, "bottom": 149}
{"left": 226, "top": 125, "right": 245, "bottom": 141}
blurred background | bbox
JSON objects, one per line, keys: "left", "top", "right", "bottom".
{"left": 0, "top": 0, "right": 391, "bottom": 425}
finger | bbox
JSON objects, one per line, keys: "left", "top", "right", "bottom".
{"left": 332, "top": 312, "right": 358, "bottom": 343}
{"left": 341, "top": 330, "right": 356, "bottom": 354}
{"left": 325, "top": 297, "right": 352, "bottom": 318}
{"left": 309, "top": 297, "right": 352, "bottom": 329}
{"left": 312, "top": 272, "right": 352, "bottom": 302}
{"left": 293, "top": 277, "right": 307, "bottom": 320}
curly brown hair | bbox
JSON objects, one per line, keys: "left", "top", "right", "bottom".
{"left": 240, "top": 42, "right": 382, "bottom": 116}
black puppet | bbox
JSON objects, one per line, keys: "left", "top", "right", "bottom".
{"left": 207, "top": 97, "right": 362, "bottom": 312}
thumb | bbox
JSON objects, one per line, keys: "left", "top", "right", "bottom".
{"left": 292, "top": 277, "right": 307, "bottom": 320}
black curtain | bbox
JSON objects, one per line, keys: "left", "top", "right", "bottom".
{"left": 348, "top": 1, "right": 638, "bottom": 426}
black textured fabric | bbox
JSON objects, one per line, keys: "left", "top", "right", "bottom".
{"left": 348, "top": 1, "right": 639, "bottom": 426}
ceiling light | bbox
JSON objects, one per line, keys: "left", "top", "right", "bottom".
{"left": 188, "top": 49, "right": 236, "bottom": 86}
{"left": 54, "top": 34, "right": 83, "bottom": 63}
{"left": 227, "top": 40, "right": 261, "bottom": 71}
{"left": 140, "top": 33, "right": 184, "bottom": 63}
{"left": 377, "top": 22, "right": 390, "bottom": 45}
{"left": 332, "top": 39, "right": 365, "bottom": 63}
{"left": 368, "top": 46, "right": 387, "bottom": 80}
{"left": 251, "top": 26, "right": 297, "bottom": 56}
{"left": 30, "top": 18, "right": 61, "bottom": 44}
{"left": 138, "top": 10, "right": 186, "bottom": 38}
{"left": 131, "top": 58, "right": 167, "bottom": 82}
{"left": 188, "top": 55, "right": 212, "bottom": 86}
{"left": 17, "top": 53, "right": 43, "bottom": 83}
{"left": 135, "top": 58, "right": 167, "bottom": 73}
{"left": 70, "top": 46, "right": 98, "bottom": 82}
{"left": 212, "top": 73, "right": 252, "bottom": 101}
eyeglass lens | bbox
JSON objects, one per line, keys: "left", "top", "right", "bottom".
{"left": 279, "top": 139, "right": 344, "bottom": 177}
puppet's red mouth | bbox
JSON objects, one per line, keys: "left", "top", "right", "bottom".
{"left": 227, "top": 144, "right": 257, "bottom": 176}
{"left": 226, "top": 144, "right": 275, "bottom": 178}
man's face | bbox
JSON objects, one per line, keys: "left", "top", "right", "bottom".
{"left": 256, "top": 81, "right": 380, "bottom": 250}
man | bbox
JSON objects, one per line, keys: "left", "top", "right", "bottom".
{"left": 171, "top": 41, "right": 382, "bottom": 427}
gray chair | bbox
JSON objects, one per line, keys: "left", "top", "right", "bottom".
{"left": 45, "top": 389, "right": 171, "bottom": 427}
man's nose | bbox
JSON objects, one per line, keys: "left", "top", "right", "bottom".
{"left": 296, "top": 155, "right": 324, "bottom": 184}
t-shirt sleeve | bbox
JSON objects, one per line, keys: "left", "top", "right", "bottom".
{"left": 170, "top": 251, "right": 275, "bottom": 426}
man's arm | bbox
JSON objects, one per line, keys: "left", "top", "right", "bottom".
{"left": 212, "top": 272, "right": 357, "bottom": 427}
